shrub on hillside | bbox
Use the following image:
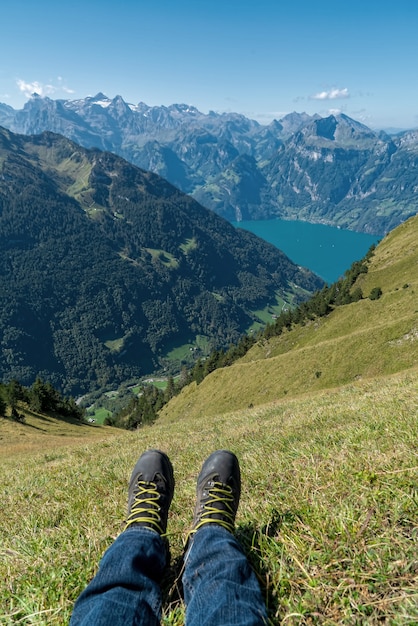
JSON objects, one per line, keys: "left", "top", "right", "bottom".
{"left": 11, "top": 407, "right": 25, "bottom": 423}
{"left": 369, "top": 287, "right": 383, "bottom": 300}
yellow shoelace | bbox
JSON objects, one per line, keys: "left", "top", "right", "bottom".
{"left": 191, "top": 481, "right": 235, "bottom": 535}
{"left": 125, "top": 480, "right": 164, "bottom": 534}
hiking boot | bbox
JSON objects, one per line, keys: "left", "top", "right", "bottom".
{"left": 124, "top": 449, "right": 174, "bottom": 535}
{"left": 190, "top": 450, "right": 241, "bottom": 536}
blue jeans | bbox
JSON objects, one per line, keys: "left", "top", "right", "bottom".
{"left": 70, "top": 526, "right": 267, "bottom": 625}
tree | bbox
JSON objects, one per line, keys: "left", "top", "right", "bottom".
{"left": 29, "top": 377, "right": 50, "bottom": 412}
{"left": 191, "top": 360, "right": 205, "bottom": 384}
{"left": 63, "top": 397, "right": 85, "bottom": 421}
{"left": 164, "top": 376, "right": 176, "bottom": 402}
{"left": 369, "top": 287, "right": 383, "bottom": 301}
{"left": 0, "top": 395, "right": 6, "bottom": 417}
{"left": 351, "top": 287, "right": 363, "bottom": 302}
{"left": 5, "top": 379, "right": 27, "bottom": 410}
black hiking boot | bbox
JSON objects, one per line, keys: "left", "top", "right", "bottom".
{"left": 124, "top": 449, "right": 174, "bottom": 536}
{"left": 190, "top": 450, "right": 241, "bottom": 537}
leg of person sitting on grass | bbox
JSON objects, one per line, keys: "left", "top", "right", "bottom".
{"left": 70, "top": 449, "right": 174, "bottom": 626}
{"left": 183, "top": 449, "right": 268, "bottom": 626}
{"left": 70, "top": 449, "right": 267, "bottom": 625}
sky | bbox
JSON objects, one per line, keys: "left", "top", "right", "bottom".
{"left": 1, "top": 0, "right": 418, "bottom": 131}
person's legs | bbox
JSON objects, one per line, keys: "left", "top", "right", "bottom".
{"left": 183, "top": 525, "right": 267, "bottom": 626}
{"left": 70, "top": 527, "right": 167, "bottom": 626}
{"left": 70, "top": 449, "right": 174, "bottom": 626}
{"left": 183, "top": 450, "right": 267, "bottom": 626}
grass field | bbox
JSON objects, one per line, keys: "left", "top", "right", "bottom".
{"left": 0, "top": 368, "right": 417, "bottom": 625}
{"left": 85, "top": 406, "right": 112, "bottom": 425}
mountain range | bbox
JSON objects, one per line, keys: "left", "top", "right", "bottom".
{"left": 0, "top": 126, "right": 322, "bottom": 394}
{"left": 1, "top": 93, "right": 417, "bottom": 235}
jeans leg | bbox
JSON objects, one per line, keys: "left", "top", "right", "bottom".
{"left": 183, "top": 526, "right": 267, "bottom": 626}
{"left": 70, "top": 528, "right": 167, "bottom": 626}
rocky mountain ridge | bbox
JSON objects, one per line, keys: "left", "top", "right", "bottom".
{"left": 1, "top": 93, "right": 417, "bottom": 234}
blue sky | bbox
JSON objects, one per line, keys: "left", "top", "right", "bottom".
{"left": 1, "top": 0, "right": 418, "bottom": 130}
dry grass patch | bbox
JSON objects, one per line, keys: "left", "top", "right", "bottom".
{"left": 0, "top": 410, "right": 118, "bottom": 460}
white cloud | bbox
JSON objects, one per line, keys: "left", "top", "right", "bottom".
{"left": 311, "top": 88, "right": 350, "bottom": 101}
{"left": 17, "top": 79, "right": 54, "bottom": 98}
{"left": 16, "top": 78, "right": 75, "bottom": 99}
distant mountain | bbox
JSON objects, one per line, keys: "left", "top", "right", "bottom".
{"left": 0, "top": 127, "right": 322, "bottom": 394}
{"left": 1, "top": 94, "right": 417, "bottom": 235}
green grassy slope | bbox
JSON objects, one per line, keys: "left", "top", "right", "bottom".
{"left": 159, "top": 215, "right": 418, "bottom": 421}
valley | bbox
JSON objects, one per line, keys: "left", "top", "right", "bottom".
{"left": 0, "top": 127, "right": 322, "bottom": 395}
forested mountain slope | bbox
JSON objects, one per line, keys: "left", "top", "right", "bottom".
{"left": 0, "top": 127, "right": 322, "bottom": 394}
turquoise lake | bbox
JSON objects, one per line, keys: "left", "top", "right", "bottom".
{"left": 234, "top": 219, "right": 380, "bottom": 284}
